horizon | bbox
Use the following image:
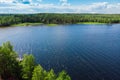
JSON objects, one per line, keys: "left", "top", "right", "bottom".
{"left": 0, "top": 13, "right": 120, "bottom": 14}
{"left": 0, "top": 0, "right": 120, "bottom": 14}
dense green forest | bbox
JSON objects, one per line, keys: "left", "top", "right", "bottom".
{"left": 0, "top": 14, "right": 120, "bottom": 27}
{"left": 0, "top": 42, "right": 71, "bottom": 80}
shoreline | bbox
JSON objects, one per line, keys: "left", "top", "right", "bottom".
{"left": 11, "top": 23, "right": 58, "bottom": 27}
{"left": 0, "top": 22, "right": 118, "bottom": 27}
{"left": 77, "top": 22, "right": 106, "bottom": 24}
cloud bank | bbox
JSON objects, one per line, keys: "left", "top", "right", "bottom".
{"left": 0, "top": 0, "right": 120, "bottom": 14}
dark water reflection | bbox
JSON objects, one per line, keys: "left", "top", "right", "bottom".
{"left": 0, "top": 24, "right": 120, "bottom": 80}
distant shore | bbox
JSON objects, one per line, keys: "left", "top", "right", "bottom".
{"left": 0, "top": 22, "right": 117, "bottom": 27}
{"left": 2, "top": 22, "right": 107, "bottom": 27}
{"left": 12, "top": 22, "right": 107, "bottom": 27}
{"left": 11, "top": 23, "right": 58, "bottom": 27}
{"left": 0, "top": 14, "right": 120, "bottom": 27}
{"left": 77, "top": 22, "right": 106, "bottom": 24}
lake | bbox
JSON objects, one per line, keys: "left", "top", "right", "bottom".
{"left": 0, "top": 24, "right": 120, "bottom": 80}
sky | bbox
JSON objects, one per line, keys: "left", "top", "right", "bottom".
{"left": 0, "top": 0, "right": 120, "bottom": 14}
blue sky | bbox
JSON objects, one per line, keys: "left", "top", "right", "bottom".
{"left": 0, "top": 0, "right": 120, "bottom": 13}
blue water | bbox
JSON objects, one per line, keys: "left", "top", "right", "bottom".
{"left": 0, "top": 24, "right": 120, "bottom": 80}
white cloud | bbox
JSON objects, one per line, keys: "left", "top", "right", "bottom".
{"left": 59, "top": 0, "right": 70, "bottom": 6}
{"left": 0, "top": 0, "right": 14, "bottom": 3}
{"left": 0, "top": 1, "right": 120, "bottom": 13}
{"left": 29, "top": 0, "right": 42, "bottom": 4}
{"left": 60, "top": 0, "right": 67, "bottom": 3}
{"left": 0, "top": 0, "right": 42, "bottom": 4}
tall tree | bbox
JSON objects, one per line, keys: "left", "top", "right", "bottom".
{"left": 0, "top": 42, "right": 21, "bottom": 80}
{"left": 44, "top": 69, "right": 56, "bottom": 80}
{"left": 21, "top": 54, "right": 35, "bottom": 80}
{"left": 56, "top": 70, "right": 71, "bottom": 80}
{"left": 32, "top": 65, "right": 47, "bottom": 80}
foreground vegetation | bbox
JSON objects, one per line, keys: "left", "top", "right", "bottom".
{"left": 0, "top": 14, "right": 120, "bottom": 27}
{"left": 0, "top": 42, "right": 71, "bottom": 80}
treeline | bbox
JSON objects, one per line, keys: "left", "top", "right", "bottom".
{"left": 0, "top": 42, "right": 71, "bottom": 80}
{"left": 0, "top": 14, "right": 120, "bottom": 26}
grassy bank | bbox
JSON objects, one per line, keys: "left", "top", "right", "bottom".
{"left": 11, "top": 22, "right": 105, "bottom": 27}
{"left": 11, "top": 23, "right": 58, "bottom": 27}
{"left": 12, "top": 22, "right": 43, "bottom": 27}
{"left": 1, "top": 22, "right": 108, "bottom": 27}
{"left": 77, "top": 22, "right": 106, "bottom": 24}
{"left": 46, "top": 24, "right": 58, "bottom": 26}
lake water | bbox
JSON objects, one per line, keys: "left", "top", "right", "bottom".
{"left": 0, "top": 24, "right": 120, "bottom": 80}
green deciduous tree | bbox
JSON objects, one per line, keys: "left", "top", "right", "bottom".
{"left": 44, "top": 69, "right": 56, "bottom": 80}
{"left": 32, "top": 65, "right": 71, "bottom": 80}
{"left": 32, "top": 65, "right": 47, "bottom": 80}
{"left": 0, "top": 42, "right": 21, "bottom": 80}
{"left": 56, "top": 70, "right": 71, "bottom": 80}
{"left": 21, "top": 54, "right": 35, "bottom": 80}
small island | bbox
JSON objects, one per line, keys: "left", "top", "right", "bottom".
{"left": 0, "top": 14, "right": 120, "bottom": 27}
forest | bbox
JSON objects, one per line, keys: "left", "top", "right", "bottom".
{"left": 0, "top": 14, "right": 120, "bottom": 27}
{"left": 0, "top": 42, "right": 71, "bottom": 80}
